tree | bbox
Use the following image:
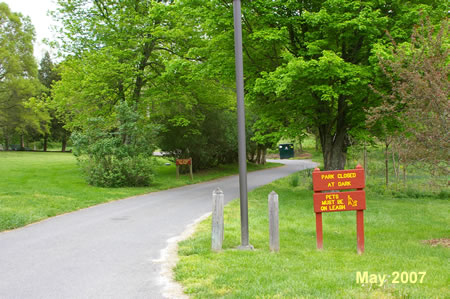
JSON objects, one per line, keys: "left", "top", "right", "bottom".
{"left": 37, "top": 52, "right": 69, "bottom": 151}
{"left": 0, "top": 3, "right": 44, "bottom": 149}
{"left": 183, "top": 0, "right": 446, "bottom": 170}
{"left": 51, "top": 0, "right": 199, "bottom": 126}
{"left": 369, "top": 18, "right": 449, "bottom": 177}
{"left": 52, "top": 0, "right": 244, "bottom": 174}
{"left": 152, "top": 58, "right": 239, "bottom": 170}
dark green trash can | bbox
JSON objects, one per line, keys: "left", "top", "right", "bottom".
{"left": 279, "top": 143, "right": 294, "bottom": 159}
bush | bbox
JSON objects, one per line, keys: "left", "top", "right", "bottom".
{"left": 72, "top": 102, "right": 157, "bottom": 187}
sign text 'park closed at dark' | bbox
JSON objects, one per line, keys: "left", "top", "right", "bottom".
{"left": 312, "top": 168, "right": 365, "bottom": 191}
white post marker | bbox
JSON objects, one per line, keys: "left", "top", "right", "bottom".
{"left": 211, "top": 188, "right": 224, "bottom": 251}
{"left": 268, "top": 191, "right": 280, "bottom": 252}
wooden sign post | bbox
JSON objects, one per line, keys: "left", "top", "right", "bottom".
{"left": 312, "top": 164, "right": 366, "bottom": 254}
{"left": 176, "top": 158, "right": 193, "bottom": 180}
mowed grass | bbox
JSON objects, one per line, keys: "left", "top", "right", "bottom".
{"left": 175, "top": 170, "right": 450, "bottom": 298}
{"left": 0, "top": 152, "right": 281, "bottom": 231}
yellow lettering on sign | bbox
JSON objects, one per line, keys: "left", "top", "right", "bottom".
{"left": 330, "top": 205, "right": 346, "bottom": 211}
{"left": 328, "top": 182, "right": 335, "bottom": 187}
{"left": 338, "top": 181, "right": 352, "bottom": 187}
{"left": 337, "top": 199, "right": 343, "bottom": 204}
{"left": 321, "top": 174, "right": 335, "bottom": 180}
{"left": 321, "top": 206, "right": 328, "bottom": 211}
{"left": 321, "top": 200, "right": 335, "bottom": 205}
{"left": 325, "top": 194, "right": 339, "bottom": 200}
{"left": 337, "top": 172, "right": 357, "bottom": 179}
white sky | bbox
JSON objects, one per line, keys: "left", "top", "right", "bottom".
{"left": 1, "top": 0, "right": 59, "bottom": 61}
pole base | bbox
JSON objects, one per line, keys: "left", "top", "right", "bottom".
{"left": 236, "top": 244, "right": 254, "bottom": 251}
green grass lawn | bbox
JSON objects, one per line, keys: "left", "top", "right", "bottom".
{"left": 0, "top": 151, "right": 281, "bottom": 232}
{"left": 175, "top": 170, "right": 449, "bottom": 298}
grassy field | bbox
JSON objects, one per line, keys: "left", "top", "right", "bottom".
{"left": 0, "top": 151, "right": 280, "bottom": 232}
{"left": 175, "top": 146, "right": 449, "bottom": 298}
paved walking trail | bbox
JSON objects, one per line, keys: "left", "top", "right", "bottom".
{"left": 0, "top": 159, "right": 316, "bottom": 299}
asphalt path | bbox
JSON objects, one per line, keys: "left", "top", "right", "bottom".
{"left": 0, "top": 159, "right": 317, "bottom": 299}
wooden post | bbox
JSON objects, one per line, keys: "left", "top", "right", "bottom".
{"left": 316, "top": 212, "right": 323, "bottom": 250}
{"left": 356, "top": 210, "right": 364, "bottom": 255}
{"left": 211, "top": 188, "right": 224, "bottom": 251}
{"left": 189, "top": 159, "right": 193, "bottom": 180}
{"left": 356, "top": 167, "right": 364, "bottom": 254}
{"left": 268, "top": 191, "right": 280, "bottom": 252}
{"left": 313, "top": 167, "right": 323, "bottom": 250}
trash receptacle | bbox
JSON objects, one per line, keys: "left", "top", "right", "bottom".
{"left": 279, "top": 143, "right": 294, "bottom": 159}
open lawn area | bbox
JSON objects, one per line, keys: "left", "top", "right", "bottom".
{"left": 175, "top": 170, "right": 449, "bottom": 298}
{"left": 0, "top": 152, "right": 280, "bottom": 232}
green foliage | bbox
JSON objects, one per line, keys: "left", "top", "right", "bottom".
{"left": 51, "top": 0, "right": 241, "bottom": 170}
{"left": 158, "top": 104, "right": 239, "bottom": 170}
{"left": 182, "top": 0, "right": 446, "bottom": 170}
{"left": 150, "top": 57, "right": 239, "bottom": 170}
{"left": 368, "top": 19, "right": 449, "bottom": 175}
{"left": 72, "top": 101, "right": 157, "bottom": 187}
{"left": 0, "top": 3, "right": 45, "bottom": 147}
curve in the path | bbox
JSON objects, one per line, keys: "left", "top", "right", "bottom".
{"left": 0, "top": 159, "right": 317, "bottom": 299}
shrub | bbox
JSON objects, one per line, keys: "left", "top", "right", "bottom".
{"left": 72, "top": 102, "right": 157, "bottom": 187}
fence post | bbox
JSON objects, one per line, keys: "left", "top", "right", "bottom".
{"left": 268, "top": 191, "right": 280, "bottom": 252}
{"left": 212, "top": 188, "right": 224, "bottom": 251}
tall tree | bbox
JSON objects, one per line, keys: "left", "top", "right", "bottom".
{"left": 369, "top": 19, "right": 449, "bottom": 176}
{"left": 51, "top": 0, "right": 197, "bottom": 128}
{"left": 37, "top": 51, "right": 68, "bottom": 151}
{"left": 0, "top": 3, "right": 43, "bottom": 149}
{"left": 184, "top": 0, "right": 446, "bottom": 170}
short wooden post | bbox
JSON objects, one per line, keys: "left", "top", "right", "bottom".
{"left": 356, "top": 210, "right": 364, "bottom": 255}
{"left": 315, "top": 212, "right": 323, "bottom": 250}
{"left": 268, "top": 191, "right": 280, "bottom": 252}
{"left": 211, "top": 188, "right": 224, "bottom": 251}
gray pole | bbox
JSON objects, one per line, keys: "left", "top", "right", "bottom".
{"left": 233, "top": 0, "right": 251, "bottom": 249}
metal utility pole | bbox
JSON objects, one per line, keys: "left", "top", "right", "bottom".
{"left": 232, "top": 0, "right": 251, "bottom": 249}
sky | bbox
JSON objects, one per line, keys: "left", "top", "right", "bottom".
{"left": 2, "top": 0, "right": 59, "bottom": 61}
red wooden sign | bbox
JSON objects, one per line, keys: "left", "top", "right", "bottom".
{"left": 312, "top": 168, "right": 365, "bottom": 191}
{"left": 176, "top": 158, "right": 192, "bottom": 166}
{"left": 176, "top": 158, "right": 193, "bottom": 180}
{"left": 312, "top": 164, "right": 366, "bottom": 254}
{"left": 313, "top": 190, "right": 366, "bottom": 213}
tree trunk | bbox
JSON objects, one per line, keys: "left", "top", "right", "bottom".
{"left": 255, "top": 146, "right": 262, "bottom": 165}
{"left": 61, "top": 134, "right": 67, "bottom": 152}
{"left": 20, "top": 135, "right": 25, "bottom": 149}
{"left": 403, "top": 165, "right": 407, "bottom": 185}
{"left": 247, "top": 150, "right": 255, "bottom": 163}
{"left": 392, "top": 150, "right": 398, "bottom": 181}
{"left": 321, "top": 135, "right": 347, "bottom": 170}
{"left": 315, "top": 134, "right": 320, "bottom": 151}
{"left": 43, "top": 135, "right": 48, "bottom": 152}
{"left": 385, "top": 139, "right": 389, "bottom": 187}
{"left": 319, "top": 96, "right": 348, "bottom": 170}
{"left": 261, "top": 147, "right": 267, "bottom": 165}
{"left": 4, "top": 136, "right": 9, "bottom": 150}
